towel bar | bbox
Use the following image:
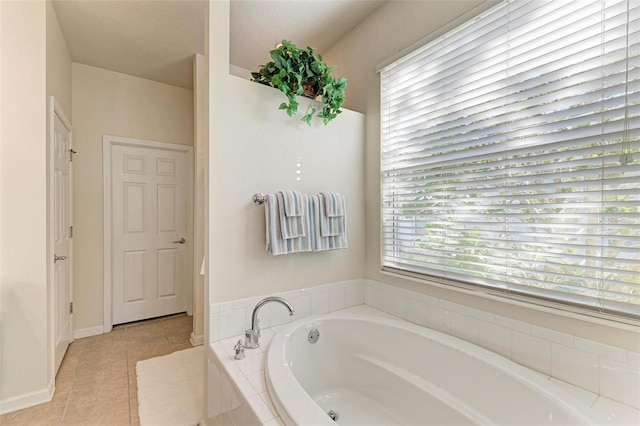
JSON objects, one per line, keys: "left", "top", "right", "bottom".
{"left": 252, "top": 193, "right": 267, "bottom": 205}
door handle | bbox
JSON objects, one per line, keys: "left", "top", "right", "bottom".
{"left": 173, "top": 238, "right": 186, "bottom": 244}
{"left": 54, "top": 254, "right": 67, "bottom": 263}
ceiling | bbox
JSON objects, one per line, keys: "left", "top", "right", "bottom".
{"left": 52, "top": 0, "right": 388, "bottom": 90}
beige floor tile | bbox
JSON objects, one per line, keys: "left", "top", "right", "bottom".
{"left": 74, "top": 361, "right": 129, "bottom": 392}
{"left": 127, "top": 341, "right": 174, "bottom": 366}
{"left": 125, "top": 323, "right": 166, "bottom": 343}
{"left": 0, "top": 410, "right": 24, "bottom": 425}
{"left": 55, "top": 363, "right": 78, "bottom": 385}
{"left": 63, "top": 398, "right": 130, "bottom": 426}
{"left": 77, "top": 332, "right": 113, "bottom": 346}
{"left": 166, "top": 328, "right": 192, "bottom": 344}
{"left": 67, "top": 376, "right": 130, "bottom": 411}
{"left": 160, "top": 315, "right": 192, "bottom": 333}
{"left": 58, "top": 348, "right": 80, "bottom": 372}
{"left": 108, "top": 329, "right": 128, "bottom": 342}
{"left": 75, "top": 358, "right": 128, "bottom": 383}
{"left": 59, "top": 351, "right": 81, "bottom": 370}
{"left": 55, "top": 376, "right": 75, "bottom": 394}
{"left": 82, "top": 338, "right": 127, "bottom": 354}
{"left": 128, "top": 366, "right": 138, "bottom": 396}
{"left": 171, "top": 341, "right": 195, "bottom": 352}
{"left": 82, "top": 339, "right": 127, "bottom": 355}
{"left": 3, "top": 315, "right": 192, "bottom": 426}
{"left": 75, "top": 353, "right": 126, "bottom": 371}
{"left": 65, "top": 340, "right": 85, "bottom": 356}
{"left": 0, "top": 392, "right": 69, "bottom": 426}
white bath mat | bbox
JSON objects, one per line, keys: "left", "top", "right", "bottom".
{"left": 136, "top": 346, "right": 203, "bottom": 426}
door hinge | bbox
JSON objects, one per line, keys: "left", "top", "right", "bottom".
{"left": 69, "top": 302, "right": 73, "bottom": 314}
{"left": 69, "top": 149, "right": 77, "bottom": 162}
{"left": 69, "top": 225, "right": 74, "bottom": 238}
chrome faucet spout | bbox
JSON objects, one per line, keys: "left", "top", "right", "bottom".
{"left": 251, "top": 296, "right": 295, "bottom": 330}
{"left": 245, "top": 296, "right": 295, "bottom": 349}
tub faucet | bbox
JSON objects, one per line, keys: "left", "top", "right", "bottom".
{"left": 245, "top": 296, "right": 295, "bottom": 349}
{"left": 234, "top": 340, "right": 245, "bottom": 360}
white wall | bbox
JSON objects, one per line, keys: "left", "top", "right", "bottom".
{"left": 323, "top": 0, "right": 639, "bottom": 351}
{"left": 0, "top": 0, "right": 50, "bottom": 413}
{"left": 71, "top": 63, "right": 194, "bottom": 333}
{"left": 46, "top": 0, "right": 71, "bottom": 117}
{"left": 192, "top": 54, "right": 207, "bottom": 345}
{"left": 207, "top": 3, "right": 365, "bottom": 305}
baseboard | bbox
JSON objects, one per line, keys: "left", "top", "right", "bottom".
{"left": 73, "top": 325, "right": 104, "bottom": 339}
{"left": 189, "top": 332, "right": 204, "bottom": 347}
{"left": 0, "top": 383, "right": 54, "bottom": 415}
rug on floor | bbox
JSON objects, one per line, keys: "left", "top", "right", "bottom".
{"left": 137, "top": 346, "right": 203, "bottom": 426}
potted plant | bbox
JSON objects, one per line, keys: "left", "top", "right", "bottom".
{"left": 251, "top": 40, "right": 348, "bottom": 126}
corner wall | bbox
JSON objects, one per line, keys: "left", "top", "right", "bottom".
{"left": 323, "top": 0, "right": 639, "bottom": 351}
{"left": 207, "top": 3, "right": 365, "bottom": 304}
{"left": 71, "top": 63, "right": 194, "bottom": 334}
{"left": 0, "top": 0, "right": 49, "bottom": 413}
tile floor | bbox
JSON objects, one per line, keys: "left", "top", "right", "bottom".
{"left": 0, "top": 313, "right": 193, "bottom": 426}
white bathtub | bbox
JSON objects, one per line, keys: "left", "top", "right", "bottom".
{"left": 266, "top": 313, "right": 601, "bottom": 426}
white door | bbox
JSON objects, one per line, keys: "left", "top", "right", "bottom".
{"left": 111, "top": 144, "right": 188, "bottom": 324}
{"left": 52, "top": 102, "right": 73, "bottom": 373}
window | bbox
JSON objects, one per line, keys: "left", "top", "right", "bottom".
{"left": 380, "top": 0, "right": 640, "bottom": 321}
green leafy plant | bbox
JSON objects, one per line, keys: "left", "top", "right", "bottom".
{"left": 251, "top": 40, "right": 347, "bottom": 126}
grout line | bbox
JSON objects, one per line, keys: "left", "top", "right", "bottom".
{"left": 127, "top": 333, "right": 132, "bottom": 426}
{"left": 58, "top": 391, "right": 72, "bottom": 426}
{"left": 58, "top": 340, "right": 84, "bottom": 426}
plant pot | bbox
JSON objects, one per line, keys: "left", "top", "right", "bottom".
{"left": 301, "top": 81, "right": 318, "bottom": 99}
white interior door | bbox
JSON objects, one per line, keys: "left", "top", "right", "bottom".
{"left": 111, "top": 144, "right": 188, "bottom": 324}
{"left": 52, "top": 102, "right": 73, "bottom": 373}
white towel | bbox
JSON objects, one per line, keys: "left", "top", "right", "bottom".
{"left": 318, "top": 193, "right": 346, "bottom": 237}
{"left": 265, "top": 194, "right": 312, "bottom": 256}
{"left": 310, "top": 195, "right": 347, "bottom": 252}
{"left": 277, "top": 191, "right": 306, "bottom": 239}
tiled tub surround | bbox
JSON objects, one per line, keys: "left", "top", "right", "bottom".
{"left": 209, "top": 279, "right": 366, "bottom": 343}
{"left": 208, "top": 279, "right": 640, "bottom": 425}
{"left": 363, "top": 279, "right": 640, "bottom": 412}
{"left": 209, "top": 329, "right": 282, "bottom": 426}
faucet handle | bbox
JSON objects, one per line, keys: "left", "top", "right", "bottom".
{"left": 234, "top": 340, "right": 245, "bottom": 360}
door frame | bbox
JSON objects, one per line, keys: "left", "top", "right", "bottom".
{"left": 48, "top": 96, "right": 73, "bottom": 380}
{"left": 103, "top": 135, "right": 194, "bottom": 332}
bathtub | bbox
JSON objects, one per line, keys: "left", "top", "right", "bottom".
{"left": 266, "top": 313, "right": 601, "bottom": 426}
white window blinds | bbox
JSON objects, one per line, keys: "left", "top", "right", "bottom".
{"left": 380, "top": 0, "right": 640, "bottom": 321}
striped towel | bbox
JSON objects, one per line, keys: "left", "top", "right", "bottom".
{"left": 280, "top": 190, "right": 304, "bottom": 217}
{"left": 265, "top": 194, "right": 312, "bottom": 256}
{"left": 277, "top": 192, "right": 306, "bottom": 239}
{"left": 318, "top": 193, "right": 346, "bottom": 237}
{"left": 310, "top": 195, "right": 347, "bottom": 252}
{"left": 320, "top": 192, "right": 345, "bottom": 217}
